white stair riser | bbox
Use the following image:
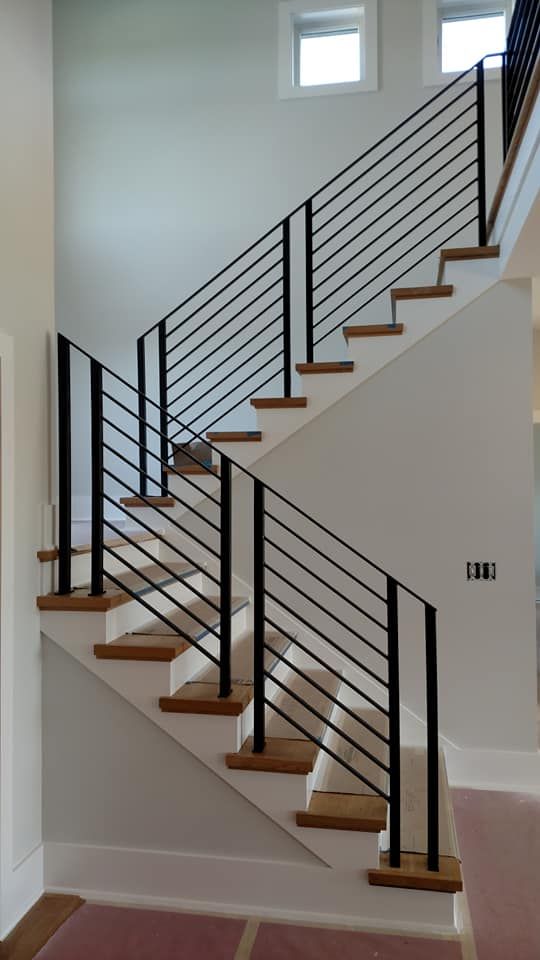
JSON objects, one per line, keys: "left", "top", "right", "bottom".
{"left": 167, "top": 474, "right": 220, "bottom": 514}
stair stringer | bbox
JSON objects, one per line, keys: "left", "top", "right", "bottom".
{"left": 156, "top": 256, "right": 501, "bottom": 520}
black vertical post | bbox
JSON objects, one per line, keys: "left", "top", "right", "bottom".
{"left": 253, "top": 479, "right": 266, "bottom": 753}
{"left": 304, "top": 199, "right": 314, "bottom": 363}
{"left": 137, "top": 337, "right": 148, "bottom": 497}
{"left": 57, "top": 334, "right": 72, "bottom": 595}
{"left": 425, "top": 603, "right": 440, "bottom": 873}
{"left": 219, "top": 455, "right": 232, "bottom": 699}
{"left": 89, "top": 358, "right": 104, "bottom": 596}
{"left": 476, "top": 59, "right": 487, "bottom": 247}
{"left": 387, "top": 576, "right": 401, "bottom": 868}
{"left": 158, "top": 320, "right": 169, "bottom": 495}
{"left": 501, "top": 51, "right": 509, "bottom": 159}
{"left": 282, "top": 217, "right": 292, "bottom": 398}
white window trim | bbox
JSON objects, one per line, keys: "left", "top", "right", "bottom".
{"left": 422, "top": 0, "right": 511, "bottom": 88}
{"left": 278, "top": 0, "right": 379, "bottom": 100}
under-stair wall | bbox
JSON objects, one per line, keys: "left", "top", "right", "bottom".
{"left": 177, "top": 279, "right": 538, "bottom": 777}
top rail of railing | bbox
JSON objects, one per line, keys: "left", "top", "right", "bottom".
{"left": 138, "top": 55, "right": 500, "bottom": 342}
{"left": 61, "top": 334, "right": 431, "bottom": 605}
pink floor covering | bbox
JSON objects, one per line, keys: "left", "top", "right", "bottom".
{"left": 452, "top": 788, "right": 540, "bottom": 960}
{"left": 34, "top": 788, "right": 540, "bottom": 959}
{"left": 250, "top": 923, "right": 460, "bottom": 959}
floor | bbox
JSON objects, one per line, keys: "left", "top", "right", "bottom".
{"left": 22, "top": 787, "right": 539, "bottom": 960}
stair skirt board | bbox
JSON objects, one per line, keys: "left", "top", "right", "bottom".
{"left": 43, "top": 842, "right": 457, "bottom": 933}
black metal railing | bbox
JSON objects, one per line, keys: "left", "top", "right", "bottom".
{"left": 56, "top": 333, "right": 441, "bottom": 872}
{"left": 135, "top": 53, "right": 507, "bottom": 463}
{"left": 502, "top": 0, "right": 540, "bottom": 156}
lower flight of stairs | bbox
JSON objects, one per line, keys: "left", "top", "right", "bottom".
{"left": 38, "top": 535, "right": 463, "bottom": 922}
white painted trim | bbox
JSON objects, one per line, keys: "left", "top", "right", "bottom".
{"left": 0, "top": 329, "right": 44, "bottom": 937}
{"left": 278, "top": 0, "right": 379, "bottom": 99}
{"left": 421, "top": 0, "right": 508, "bottom": 88}
{"left": 43, "top": 841, "right": 456, "bottom": 933}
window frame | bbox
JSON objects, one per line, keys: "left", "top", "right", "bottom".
{"left": 422, "top": 0, "right": 512, "bottom": 88}
{"left": 278, "top": 0, "right": 379, "bottom": 100}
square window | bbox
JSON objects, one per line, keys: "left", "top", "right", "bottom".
{"left": 441, "top": 12, "right": 506, "bottom": 73}
{"left": 279, "top": 1, "right": 378, "bottom": 99}
{"left": 299, "top": 29, "right": 361, "bottom": 87}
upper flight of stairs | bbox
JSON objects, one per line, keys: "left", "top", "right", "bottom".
{"left": 128, "top": 246, "right": 500, "bottom": 519}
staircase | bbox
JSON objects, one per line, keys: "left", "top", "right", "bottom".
{"left": 37, "top": 14, "right": 540, "bottom": 929}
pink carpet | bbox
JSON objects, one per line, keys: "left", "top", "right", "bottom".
{"left": 453, "top": 789, "right": 540, "bottom": 960}
{"left": 251, "top": 923, "right": 461, "bottom": 959}
{"left": 35, "top": 904, "right": 245, "bottom": 960}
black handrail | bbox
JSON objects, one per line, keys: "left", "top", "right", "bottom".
{"left": 502, "top": 0, "right": 540, "bottom": 156}
{"left": 56, "top": 330, "right": 441, "bottom": 872}
{"left": 134, "top": 54, "right": 506, "bottom": 449}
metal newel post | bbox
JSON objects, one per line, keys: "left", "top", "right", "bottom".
{"left": 219, "top": 455, "right": 232, "bottom": 699}
{"left": 476, "top": 59, "right": 487, "bottom": 246}
{"left": 158, "top": 320, "right": 169, "bottom": 495}
{"left": 282, "top": 217, "right": 292, "bottom": 398}
{"left": 387, "top": 576, "right": 401, "bottom": 868}
{"left": 253, "top": 479, "right": 266, "bottom": 753}
{"left": 57, "top": 334, "right": 72, "bottom": 595}
{"left": 90, "top": 358, "right": 105, "bottom": 596}
{"left": 137, "top": 337, "right": 148, "bottom": 497}
{"left": 305, "top": 199, "right": 314, "bottom": 363}
{"left": 425, "top": 603, "right": 440, "bottom": 872}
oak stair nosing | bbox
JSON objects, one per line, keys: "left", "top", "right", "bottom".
{"left": 119, "top": 496, "right": 175, "bottom": 508}
{"left": 437, "top": 245, "right": 500, "bottom": 285}
{"left": 296, "top": 791, "right": 388, "bottom": 832}
{"left": 296, "top": 361, "right": 354, "bottom": 374}
{"left": 206, "top": 431, "right": 262, "bottom": 442}
{"left": 37, "top": 530, "right": 159, "bottom": 564}
{"left": 343, "top": 323, "right": 404, "bottom": 340}
{"left": 391, "top": 285, "right": 453, "bottom": 301}
{"left": 368, "top": 852, "right": 463, "bottom": 894}
{"left": 166, "top": 464, "right": 218, "bottom": 476}
{"left": 250, "top": 397, "right": 308, "bottom": 409}
{"left": 226, "top": 736, "right": 319, "bottom": 775}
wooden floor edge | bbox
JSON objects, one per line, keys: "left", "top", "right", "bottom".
{"left": 0, "top": 893, "right": 84, "bottom": 959}
{"left": 487, "top": 58, "right": 540, "bottom": 238}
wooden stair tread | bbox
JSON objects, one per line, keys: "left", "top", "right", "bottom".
{"left": 226, "top": 736, "right": 318, "bottom": 774}
{"left": 120, "top": 496, "right": 175, "bottom": 508}
{"left": 165, "top": 464, "right": 218, "bottom": 476}
{"left": 250, "top": 397, "right": 308, "bottom": 409}
{"left": 343, "top": 323, "right": 404, "bottom": 340}
{"left": 266, "top": 669, "right": 341, "bottom": 742}
{"left": 159, "top": 630, "right": 290, "bottom": 715}
{"left": 104, "top": 561, "right": 191, "bottom": 596}
{"left": 37, "top": 586, "right": 130, "bottom": 612}
{"left": 37, "top": 530, "right": 159, "bottom": 563}
{"left": 38, "top": 561, "right": 195, "bottom": 612}
{"left": 94, "top": 634, "right": 191, "bottom": 662}
{"left": 160, "top": 682, "right": 253, "bottom": 717}
{"left": 317, "top": 708, "right": 389, "bottom": 797}
{"left": 132, "top": 596, "right": 247, "bottom": 640}
{"left": 206, "top": 431, "right": 262, "bottom": 442}
{"left": 297, "top": 791, "right": 387, "bottom": 832}
{"left": 437, "top": 245, "right": 500, "bottom": 284}
{"left": 391, "top": 285, "right": 453, "bottom": 301}
{"left": 368, "top": 853, "right": 463, "bottom": 894}
{"left": 296, "top": 361, "right": 354, "bottom": 374}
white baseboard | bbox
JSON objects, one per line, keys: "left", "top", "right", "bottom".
{"left": 445, "top": 744, "right": 540, "bottom": 793}
{"left": 0, "top": 844, "right": 44, "bottom": 940}
{"left": 43, "top": 842, "right": 456, "bottom": 935}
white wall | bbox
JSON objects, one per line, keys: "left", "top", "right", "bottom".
{"left": 42, "top": 638, "right": 318, "bottom": 863}
{"left": 0, "top": 0, "right": 55, "bottom": 935}
{"left": 53, "top": 0, "right": 505, "bottom": 502}
{"left": 224, "top": 280, "right": 538, "bottom": 754}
